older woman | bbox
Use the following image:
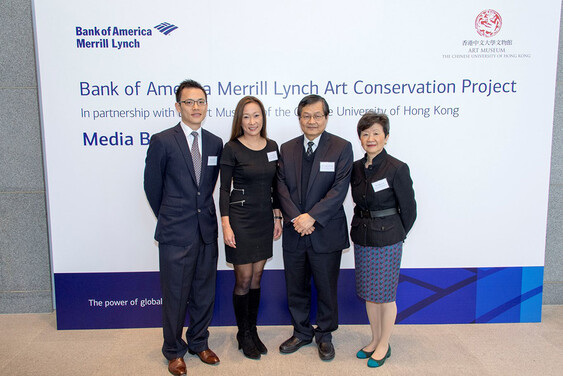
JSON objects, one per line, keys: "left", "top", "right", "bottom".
{"left": 219, "top": 96, "right": 282, "bottom": 359}
{"left": 350, "top": 112, "right": 416, "bottom": 368}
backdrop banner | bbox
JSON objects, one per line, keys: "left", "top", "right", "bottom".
{"left": 32, "top": 0, "right": 560, "bottom": 329}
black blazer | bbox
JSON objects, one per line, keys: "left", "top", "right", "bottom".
{"left": 350, "top": 149, "right": 416, "bottom": 247}
{"left": 277, "top": 132, "right": 353, "bottom": 253}
{"left": 144, "top": 123, "right": 223, "bottom": 246}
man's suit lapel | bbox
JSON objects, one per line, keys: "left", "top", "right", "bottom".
{"left": 306, "top": 132, "right": 330, "bottom": 195}
{"left": 200, "top": 129, "right": 212, "bottom": 185}
{"left": 173, "top": 123, "right": 198, "bottom": 187}
{"left": 293, "top": 136, "right": 304, "bottom": 203}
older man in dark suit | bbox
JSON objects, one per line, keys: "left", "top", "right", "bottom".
{"left": 144, "top": 79, "right": 223, "bottom": 375}
{"left": 277, "top": 94, "right": 353, "bottom": 361}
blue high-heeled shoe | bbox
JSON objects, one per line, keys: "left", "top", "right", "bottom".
{"left": 356, "top": 348, "right": 375, "bottom": 359}
{"left": 367, "top": 345, "right": 391, "bottom": 368}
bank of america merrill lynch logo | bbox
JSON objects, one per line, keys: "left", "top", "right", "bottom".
{"left": 154, "top": 22, "right": 178, "bottom": 35}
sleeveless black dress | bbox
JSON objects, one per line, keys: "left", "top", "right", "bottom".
{"left": 219, "top": 138, "right": 279, "bottom": 264}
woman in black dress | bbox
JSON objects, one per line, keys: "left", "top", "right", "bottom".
{"left": 219, "top": 96, "right": 282, "bottom": 359}
{"left": 350, "top": 112, "right": 416, "bottom": 368}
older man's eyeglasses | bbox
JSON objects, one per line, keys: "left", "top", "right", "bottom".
{"left": 300, "top": 113, "right": 326, "bottom": 122}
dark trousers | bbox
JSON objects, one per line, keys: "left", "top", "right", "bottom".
{"left": 158, "top": 235, "right": 218, "bottom": 360}
{"left": 283, "top": 245, "right": 342, "bottom": 343}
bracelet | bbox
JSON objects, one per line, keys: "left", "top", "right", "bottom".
{"left": 274, "top": 216, "right": 283, "bottom": 220}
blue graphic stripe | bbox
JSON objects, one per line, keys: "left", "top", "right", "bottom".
{"left": 399, "top": 274, "right": 453, "bottom": 292}
{"left": 397, "top": 272, "right": 478, "bottom": 322}
{"left": 520, "top": 267, "right": 544, "bottom": 322}
{"left": 154, "top": 22, "right": 171, "bottom": 30}
{"left": 396, "top": 268, "right": 510, "bottom": 323}
{"left": 160, "top": 25, "right": 178, "bottom": 35}
{"left": 473, "top": 267, "right": 508, "bottom": 279}
{"left": 154, "top": 22, "right": 178, "bottom": 35}
{"left": 53, "top": 266, "right": 543, "bottom": 329}
{"left": 474, "top": 285, "right": 543, "bottom": 323}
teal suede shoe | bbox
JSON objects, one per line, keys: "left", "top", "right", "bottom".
{"left": 367, "top": 345, "right": 391, "bottom": 368}
{"left": 356, "top": 348, "right": 375, "bottom": 359}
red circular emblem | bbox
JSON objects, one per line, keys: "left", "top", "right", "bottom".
{"left": 475, "top": 9, "right": 502, "bottom": 37}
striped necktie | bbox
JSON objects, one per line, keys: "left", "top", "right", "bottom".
{"left": 306, "top": 141, "right": 314, "bottom": 158}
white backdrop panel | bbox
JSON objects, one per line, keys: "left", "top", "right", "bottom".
{"left": 32, "top": 0, "right": 560, "bottom": 272}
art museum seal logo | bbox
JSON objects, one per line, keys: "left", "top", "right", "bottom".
{"left": 475, "top": 9, "right": 502, "bottom": 38}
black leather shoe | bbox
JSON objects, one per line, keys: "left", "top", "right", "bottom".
{"left": 318, "top": 341, "right": 335, "bottom": 361}
{"left": 279, "top": 336, "right": 312, "bottom": 354}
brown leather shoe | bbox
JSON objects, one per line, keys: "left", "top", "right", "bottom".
{"left": 188, "top": 348, "right": 220, "bottom": 365}
{"left": 168, "top": 357, "right": 186, "bottom": 375}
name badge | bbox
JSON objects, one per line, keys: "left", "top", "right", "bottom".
{"left": 207, "top": 156, "right": 218, "bottom": 166}
{"left": 320, "top": 162, "right": 335, "bottom": 172}
{"left": 267, "top": 151, "right": 278, "bottom": 162}
{"left": 371, "top": 178, "right": 389, "bottom": 193}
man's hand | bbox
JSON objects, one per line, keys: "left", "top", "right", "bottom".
{"left": 299, "top": 226, "right": 315, "bottom": 236}
{"left": 293, "top": 213, "right": 316, "bottom": 236}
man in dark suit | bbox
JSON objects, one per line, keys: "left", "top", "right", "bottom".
{"left": 277, "top": 94, "right": 353, "bottom": 361}
{"left": 144, "top": 79, "right": 223, "bottom": 376}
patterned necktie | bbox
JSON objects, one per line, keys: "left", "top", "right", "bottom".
{"left": 191, "top": 131, "right": 201, "bottom": 185}
{"left": 306, "top": 141, "right": 314, "bottom": 158}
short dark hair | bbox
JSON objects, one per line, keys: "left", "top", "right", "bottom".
{"left": 357, "top": 112, "right": 390, "bottom": 137}
{"left": 297, "top": 94, "right": 330, "bottom": 117}
{"left": 175, "top": 79, "right": 207, "bottom": 103}
{"left": 230, "top": 96, "right": 267, "bottom": 141}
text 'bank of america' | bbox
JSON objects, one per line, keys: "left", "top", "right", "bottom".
{"left": 75, "top": 26, "right": 154, "bottom": 50}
